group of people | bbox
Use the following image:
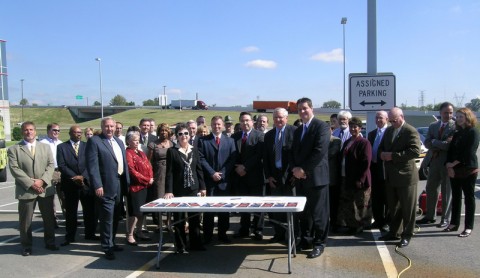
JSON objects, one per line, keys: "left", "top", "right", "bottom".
{"left": 8, "top": 98, "right": 478, "bottom": 261}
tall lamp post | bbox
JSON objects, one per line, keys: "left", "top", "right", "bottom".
{"left": 20, "top": 79, "right": 24, "bottom": 122}
{"left": 95, "top": 58, "right": 104, "bottom": 118}
{"left": 341, "top": 17, "right": 347, "bottom": 109}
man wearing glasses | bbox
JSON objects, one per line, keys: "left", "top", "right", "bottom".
{"left": 40, "top": 123, "right": 64, "bottom": 228}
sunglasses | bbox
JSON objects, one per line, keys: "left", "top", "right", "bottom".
{"left": 177, "top": 132, "right": 189, "bottom": 137}
{"left": 52, "top": 129, "right": 60, "bottom": 132}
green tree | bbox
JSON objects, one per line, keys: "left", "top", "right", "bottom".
{"left": 466, "top": 98, "right": 480, "bottom": 112}
{"left": 126, "top": 101, "right": 135, "bottom": 106}
{"left": 143, "top": 98, "right": 158, "bottom": 106}
{"left": 93, "top": 101, "right": 101, "bottom": 106}
{"left": 110, "top": 94, "right": 128, "bottom": 106}
{"left": 12, "top": 126, "right": 22, "bottom": 140}
{"left": 20, "top": 98, "right": 28, "bottom": 106}
{"left": 322, "top": 100, "right": 341, "bottom": 109}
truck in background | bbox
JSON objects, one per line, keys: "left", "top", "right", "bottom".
{"left": 252, "top": 100, "right": 298, "bottom": 113}
{"left": 0, "top": 115, "right": 7, "bottom": 182}
{"left": 170, "top": 99, "right": 208, "bottom": 110}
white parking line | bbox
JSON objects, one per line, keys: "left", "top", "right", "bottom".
{"left": 0, "top": 201, "right": 18, "bottom": 208}
{"left": 371, "top": 229, "right": 398, "bottom": 278}
{"left": 0, "top": 185, "right": 15, "bottom": 190}
{"left": 0, "top": 226, "right": 44, "bottom": 246}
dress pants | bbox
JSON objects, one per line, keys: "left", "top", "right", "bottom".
{"left": 268, "top": 168, "right": 294, "bottom": 237}
{"left": 96, "top": 194, "right": 121, "bottom": 251}
{"left": 386, "top": 184, "right": 417, "bottom": 239}
{"left": 370, "top": 162, "right": 389, "bottom": 227}
{"left": 203, "top": 186, "right": 230, "bottom": 239}
{"left": 18, "top": 195, "right": 56, "bottom": 248}
{"left": 425, "top": 157, "right": 452, "bottom": 222}
{"left": 450, "top": 174, "right": 477, "bottom": 229}
{"left": 64, "top": 188, "right": 96, "bottom": 241}
{"left": 236, "top": 178, "right": 264, "bottom": 233}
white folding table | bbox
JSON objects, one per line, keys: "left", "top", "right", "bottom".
{"left": 140, "top": 196, "right": 306, "bottom": 274}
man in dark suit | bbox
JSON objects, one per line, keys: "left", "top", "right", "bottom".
{"left": 187, "top": 120, "right": 200, "bottom": 148}
{"left": 86, "top": 117, "right": 130, "bottom": 260}
{"left": 198, "top": 116, "right": 237, "bottom": 243}
{"left": 328, "top": 133, "right": 341, "bottom": 231}
{"left": 263, "top": 108, "right": 296, "bottom": 243}
{"left": 417, "top": 102, "right": 455, "bottom": 227}
{"left": 57, "top": 125, "right": 97, "bottom": 246}
{"left": 378, "top": 107, "right": 421, "bottom": 248}
{"left": 231, "top": 112, "right": 265, "bottom": 240}
{"left": 367, "top": 110, "right": 390, "bottom": 232}
{"left": 291, "top": 97, "right": 330, "bottom": 259}
{"left": 8, "top": 121, "right": 57, "bottom": 256}
{"left": 139, "top": 118, "right": 157, "bottom": 153}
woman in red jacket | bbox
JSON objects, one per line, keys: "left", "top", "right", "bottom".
{"left": 125, "top": 132, "right": 154, "bottom": 245}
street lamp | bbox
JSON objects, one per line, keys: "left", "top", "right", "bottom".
{"left": 20, "top": 79, "right": 24, "bottom": 122}
{"left": 95, "top": 58, "right": 104, "bottom": 118}
{"left": 341, "top": 17, "right": 347, "bottom": 109}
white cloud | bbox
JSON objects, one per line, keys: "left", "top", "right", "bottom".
{"left": 242, "top": 46, "right": 260, "bottom": 53}
{"left": 244, "top": 59, "right": 277, "bottom": 69}
{"left": 310, "top": 48, "right": 344, "bottom": 62}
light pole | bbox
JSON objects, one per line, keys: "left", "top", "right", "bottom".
{"left": 20, "top": 79, "right": 24, "bottom": 122}
{"left": 341, "top": 17, "right": 347, "bottom": 109}
{"left": 95, "top": 58, "right": 104, "bottom": 118}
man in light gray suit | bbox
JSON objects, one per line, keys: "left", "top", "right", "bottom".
{"left": 8, "top": 121, "right": 56, "bottom": 256}
{"left": 417, "top": 102, "right": 455, "bottom": 227}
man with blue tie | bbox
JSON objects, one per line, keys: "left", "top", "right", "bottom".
{"left": 86, "top": 117, "right": 130, "bottom": 260}
{"left": 263, "top": 108, "right": 297, "bottom": 243}
{"left": 198, "top": 116, "right": 237, "bottom": 244}
{"left": 291, "top": 97, "right": 330, "bottom": 259}
{"left": 367, "top": 110, "right": 390, "bottom": 232}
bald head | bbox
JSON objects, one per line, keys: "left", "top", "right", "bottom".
{"left": 388, "top": 107, "right": 405, "bottom": 128}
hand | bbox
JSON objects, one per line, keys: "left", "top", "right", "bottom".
{"left": 149, "top": 178, "right": 154, "bottom": 185}
{"left": 268, "top": 177, "right": 277, "bottom": 189}
{"left": 380, "top": 152, "right": 393, "bottom": 161}
{"left": 95, "top": 187, "right": 104, "bottom": 197}
{"left": 72, "top": 176, "right": 84, "bottom": 186}
{"left": 235, "top": 164, "right": 246, "bottom": 177}
{"left": 212, "top": 172, "right": 222, "bottom": 182}
{"left": 447, "top": 167, "right": 455, "bottom": 178}
{"left": 164, "top": 193, "right": 174, "bottom": 199}
{"left": 199, "top": 190, "right": 207, "bottom": 197}
{"left": 292, "top": 167, "right": 306, "bottom": 179}
{"left": 355, "top": 181, "right": 363, "bottom": 189}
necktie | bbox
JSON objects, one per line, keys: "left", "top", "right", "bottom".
{"left": 30, "top": 145, "right": 35, "bottom": 156}
{"left": 392, "top": 128, "right": 399, "bottom": 142}
{"left": 143, "top": 135, "right": 148, "bottom": 145}
{"left": 216, "top": 136, "right": 220, "bottom": 146}
{"left": 242, "top": 133, "right": 247, "bottom": 144}
{"left": 372, "top": 130, "right": 382, "bottom": 163}
{"left": 275, "top": 130, "right": 282, "bottom": 165}
{"left": 74, "top": 142, "right": 79, "bottom": 157}
{"left": 339, "top": 129, "right": 344, "bottom": 139}
{"left": 110, "top": 139, "right": 124, "bottom": 175}
{"left": 438, "top": 123, "right": 445, "bottom": 138}
{"left": 301, "top": 124, "right": 308, "bottom": 141}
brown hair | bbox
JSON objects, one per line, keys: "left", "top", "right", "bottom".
{"left": 457, "top": 107, "right": 477, "bottom": 128}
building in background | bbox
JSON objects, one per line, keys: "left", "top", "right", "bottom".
{"left": 0, "top": 39, "right": 12, "bottom": 141}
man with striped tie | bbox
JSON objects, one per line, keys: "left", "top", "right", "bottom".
{"left": 57, "top": 125, "right": 98, "bottom": 246}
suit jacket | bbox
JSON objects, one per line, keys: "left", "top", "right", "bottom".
{"left": 86, "top": 134, "right": 130, "bottom": 198}
{"left": 422, "top": 119, "right": 455, "bottom": 166}
{"left": 8, "top": 141, "right": 55, "bottom": 199}
{"left": 378, "top": 122, "right": 421, "bottom": 187}
{"left": 57, "top": 140, "right": 89, "bottom": 193}
{"left": 341, "top": 136, "right": 372, "bottom": 188}
{"left": 291, "top": 118, "right": 330, "bottom": 187}
{"left": 165, "top": 145, "right": 206, "bottom": 196}
{"left": 231, "top": 129, "right": 265, "bottom": 187}
{"left": 198, "top": 133, "right": 237, "bottom": 191}
{"left": 263, "top": 125, "right": 296, "bottom": 184}
{"left": 447, "top": 126, "right": 480, "bottom": 169}
{"left": 140, "top": 133, "right": 157, "bottom": 153}
{"left": 328, "top": 135, "right": 342, "bottom": 186}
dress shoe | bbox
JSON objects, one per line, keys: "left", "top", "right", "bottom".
{"left": 348, "top": 226, "right": 364, "bottom": 235}
{"left": 112, "top": 245, "right": 123, "bottom": 252}
{"left": 296, "top": 239, "right": 311, "bottom": 251}
{"left": 269, "top": 235, "right": 286, "bottom": 243}
{"left": 397, "top": 238, "right": 410, "bottom": 248}
{"left": 45, "top": 244, "right": 59, "bottom": 251}
{"left": 134, "top": 233, "right": 151, "bottom": 241}
{"left": 125, "top": 239, "right": 138, "bottom": 246}
{"left": 61, "top": 240, "right": 73, "bottom": 247}
{"left": 218, "top": 234, "right": 232, "bottom": 244}
{"left": 436, "top": 221, "right": 449, "bottom": 228}
{"left": 252, "top": 230, "right": 263, "bottom": 241}
{"left": 459, "top": 229, "right": 472, "bottom": 238}
{"left": 85, "top": 235, "right": 100, "bottom": 240}
{"left": 307, "top": 247, "right": 324, "bottom": 259}
{"left": 104, "top": 249, "right": 115, "bottom": 260}
{"left": 175, "top": 247, "right": 185, "bottom": 254}
{"left": 380, "top": 224, "right": 390, "bottom": 233}
{"left": 22, "top": 248, "right": 32, "bottom": 256}
{"left": 443, "top": 225, "right": 458, "bottom": 232}
{"left": 416, "top": 218, "right": 436, "bottom": 224}
{"left": 378, "top": 234, "right": 400, "bottom": 241}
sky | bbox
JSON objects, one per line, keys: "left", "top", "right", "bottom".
{"left": 2, "top": 0, "right": 480, "bottom": 109}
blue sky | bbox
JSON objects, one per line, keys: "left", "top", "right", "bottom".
{"left": 2, "top": 1, "right": 479, "bottom": 108}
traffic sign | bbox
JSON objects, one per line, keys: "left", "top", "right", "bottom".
{"left": 75, "top": 95, "right": 83, "bottom": 100}
{"left": 349, "top": 73, "right": 395, "bottom": 111}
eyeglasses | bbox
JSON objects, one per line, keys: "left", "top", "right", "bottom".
{"left": 177, "top": 132, "right": 189, "bottom": 137}
{"left": 389, "top": 119, "right": 398, "bottom": 123}
{"left": 52, "top": 129, "right": 60, "bottom": 132}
